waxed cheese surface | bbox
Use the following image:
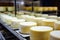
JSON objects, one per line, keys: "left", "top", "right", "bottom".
{"left": 30, "top": 26, "right": 53, "bottom": 40}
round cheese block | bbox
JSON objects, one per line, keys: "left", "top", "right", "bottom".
{"left": 53, "top": 7, "right": 58, "bottom": 11}
{"left": 54, "top": 21, "right": 60, "bottom": 30}
{"left": 0, "top": 7, "right": 6, "bottom": 11}
{"left": 41, "top": 14, "right": 48, "bottom": 18}
{"left": 8, "top": 7, "right": 15, "bottom": 11}
{"left": 34, "top": 13, "right": 42, "bottom": 17}
{"left": 30, "top": 26, "right": 53, "bottom": 40}
{"left": 50, "top": 31, "right": 60, "bottom": 40}
{"left": 33, "top": 17, "right": 46, "bottom": 26}
{"left": 41, "top": 19, "right": 57, "bottom": 28}
{"left": 11, "top": 19, "right": 25, "bottom": 29}
{"left": 43, "top": 7, "right": 49, "bottom": 11}
{"left": 48, "top": 7, "right": 54, "bottom": 11}
{"left": 19, "top": 22, "right": 37, "bottom": 34}
{"left": 57, "top": 17, "right": 60, "bottom": 21}
{"left": 48, "top": 15, "right": 57, "bottom": 19}
{"left": 25, "top": 16, "right": 35, "bottom": 22}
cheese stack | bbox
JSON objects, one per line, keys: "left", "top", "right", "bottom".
{"left": 33, "top": 17, "right": 46, "bottom": 26}
{"left": 48, "top": 15, "right": 57, "bottom": 19}
{"left": 30, "top": 26, "right": 53, "bottom": 40}
{"left": 0, "top": 7, "right": 6, "bottom": 11}
{"left": 20, "top": 22, "right": 37, "bottom": 34}
{"left": 11, "top": 19, "right": 25, "bottom": 29}
{"left": 54, "top": 21, "right": 60, "bottom": 30}
{"left": 41, "top": 19, "right": 57, "bottom": 28}
{"left": 50, "top": 31, "right": 60, "bottom": 40}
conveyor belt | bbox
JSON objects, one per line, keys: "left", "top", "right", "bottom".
{"left": 0, "top": 19, "right": 26, "bottom": 40}
{"left": 0, "top": 32, "right": 5, "bottom": 40}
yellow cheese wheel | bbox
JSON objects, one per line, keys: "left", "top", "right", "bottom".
{"left": 30, "top": 26, "right": 53, "bottom": 40}
{"left": 48, "top": 7, "right": 54, "bottom": 11}
{"left": 50, "top": 31, "right": 60, "bottom": 40}
{"left": 41, "top": 19, "right": 57, "bottom": 28}
{"left": 54, "top": 21, "right": 60, "bottom": 30}
{"left": 38, "top": 7, "right": 43, "bottom": 11}
{"left": 20, "top": 22, "right": 37, "bottom": 34}
{"left": 53, "top": 7, "right": 58, "bottom": 11}
{"left": 33, "top": 17, "right": 46, "bottom": 26}
{"left": 43, "top": 7, "right": 49, "bottom": 11}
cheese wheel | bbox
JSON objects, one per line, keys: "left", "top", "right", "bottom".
{"left": 30, "top": 26, "right": 53, "bottom": 40}
{"left": 0, "top": 7, "right": 6, "bottom": 11}
{"left": 17, "top": 11, "right": 24, "bottom": 15}
{"left": 42, "top": 19, "right": 57, "bottom": 28}
{"left": 11, "top": 19, "right": 25, "bottom": 29}
{"left": 43, "top": 7, "right": 49, "bottom": 11}
{"left": 54, "top": 21, "right": 60, "bottom": 30}
{"left": 50, "top": 31, "right": 60, "bottom": 40}
{"left": 24, "top": 11, "right": 31, "bottom": 15}
{"left": 57, "top": 17, "right": 60, "bottom": 21}
{"left": 0, "top": 14, "right": 16, "bottom": 24}
{"left": 33, "top": 17, "right": 46, "bottom": 26}
{"left": 20, "top": 22, "right": 37, "bottom": 34}
{"left": 48, "top": 15, "right": 57, "bottom": 19}
{"left": 8, "top": 7, "right": 15, "bottom": 11}
{"left": 34, "top": 13, "right": 42, "bottom": 17}
{"left": 38, "top": 7, "right": 43, "bottom": 11}
{"left": 48, "top": 7, "right": 53, "bottom": 11}
{"left": 25, "top": 16, "right": 35, "bottom": 22}
{"left": 53, "top": 7, "right": 58, "bottom": 11}
{"left": 5, "top": 17, "right": 17, "bottom": 25}
{"left": 41, "top": 14, "right": 48, "bottom": 18}
{"left": 20, "top": 15, "right": 35, "bottom": 21}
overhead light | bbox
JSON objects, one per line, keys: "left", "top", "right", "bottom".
{"left": 21, "top": 1, "right": 24, "bottom": 5}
